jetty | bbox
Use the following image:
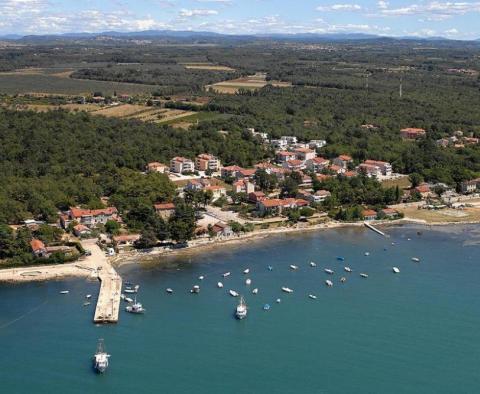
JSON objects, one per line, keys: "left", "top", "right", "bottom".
{"left": 364, "top": 222, "right": 388, "bottom": 237}
{"left": 93, "top": 264, "right": 122, "bottom": 324}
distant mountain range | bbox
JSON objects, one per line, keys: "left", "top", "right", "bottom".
{"left": 0, "top": 30, "right": 478, "bottom": 42}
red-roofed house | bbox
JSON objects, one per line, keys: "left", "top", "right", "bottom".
{"left": 357, "top": 163, "right": 382, "bottom": 178}
{"left": 67, "top": 207, "right": 119, "bottom": 228}
{"left": 248, "top": 191, "right": 266, "bottom": 203}
{"left": 282, "top": 159, "right": 305, "bottom": 171}
{"left": 233, "top": 179, "right": 255, "bottom": 194}
{"left": 306, "top": 157, "right": 330, "bottom": 172}
{"left": 381, "top": 208, "right": 399, "bottom": 219}
{"left": 333, "top": 155, "right": 353, "bottom": 169}
{"left": 113, "top": 234, "right": 141, "bottom": 247}
{"left": 73, "top": 224, "right": 91, "bottom": 237}
{"left": 170, "top": 157, "right": 195, "bottom": 174}
{"left": 276, "top": 151, "right": 296, "bottom": 164}
{"left": 146, "top": 162, "right": 168, "bottom": 173}
{"left": 415, "top": 183, "right": 432, "bottom": 198}
{"left": 256, "top": 198, "right": 286, "bottom": 216}
{"left": 30, "top": 239, "right": 48, "bottom": 257}
{"left": 401, "top": 128, "right": 426, "bottom": 139}
{"left": 221, "top": 165, "right": 243, "bottom": 179}
{"left": 329, "top": 164, "right": 345, "bottom": 175}
{"left": 299, "top": 189, "right": 331, "bottom": 203}
{"left": 294, "top": 147, "right": 316, "bottom": 161}
{"left": 204, "top": 185, "right": 227, "bottom": 200}
{"left": 154, "top": 202, "right": 176, "bottom": 220}
{"left": 362, "top": 209, "right": 377, "bottom": 221}
{"left": 237, "top": 168, "right": 256, "bottom": 179}
{"left": 195, "top": 154, "right": 221, "bottom": 172}
{"left": 363, "top": 160, "right": 392, "bottom": 176}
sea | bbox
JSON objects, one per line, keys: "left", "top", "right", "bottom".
{"left": 1, "top": 224, "right": 479, "bottom": 394}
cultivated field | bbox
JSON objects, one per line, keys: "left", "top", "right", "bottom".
{"left": 181, "top": 62, "right": 236, "bottom": 71}
{"left": 398, "top": 206, "right": 480, "bottom": 223}
{"left": 206, "top": 73, "right": 292, "bottom": 94}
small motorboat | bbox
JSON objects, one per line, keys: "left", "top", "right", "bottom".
{"left": 276, "top": 298, "right": 281, "bottom": 303}
{"left": 336, "top": 256, "right": 345, "bottom": 261}
{"left": 125, "top": 297, "right": 133, "bottom": 303}
{"left": 360, "top": 273, "right": 369, "bottom": 278}
{"left": 134, "top": 285, "right": 140, "bottom": 292}
{"left": 85, "top": 294, "right": 92, "bottom": 299}
{"left": 407, "top": 238, "right": 411, "bottom": 241}
{"left": 392, "top": 267, "right": 400, "bottom": 274}
{"left": 198, "top": 276, "right": 205, "bottom": 280}
{"left": 229, "top": 290, "right": 239, "bottom": 297}
{"left": 344, "top": 267, "right": 352, "bottom": 273}
{"left": 364, "top": 252, "right": 370, "bottom": 256}
{"left": 124, "top": 289, "right": 136, "bottom": 294}
{"left": 83, "top": 302, "right": 91, "bottom": 306}
{"left": 190, "top": 285, "right": 200, "bottom": 294}
{"left": 120, "top": 294, "right": 125, "bottom": 300}
{"left": 252, "top": 288, "right": 258, "bottom": 294}
{"left": 59, "top": 290, "right": 69, "bottom": 294}
{"left": 340, "top": 277, "right": 346, "bottom": 283}
{"left": 289, "top": 265, "right": 299, "bottom": 270}
{"left": 166, "top": 288, "right": 173, "bottom": 294}
{"left": 222, "top": 272, "right": 231, "bottom": 278}
{"left": 308, "top": 294, "right": 317, "bottom": 300}
{"left": 245, "top": 278, "right": 252, "bottom": 285}
{"left": 324, "top": 269, "right": 334, "bottom": 275}
{"left": 217, "top": 282, "right": 224, "bottom": 288}
{"left": 263, "top": 303, "right": 271, "bottom": 311}
{"left": 281, "top": 287, "right": 293, "bottom": 293}
{"left": 411, "top": 257, "right": 420, "bottom": 262}
{"left": 243, "top": 268, "right": 250, "bottom": 274}
{"left": 325, "top": 280, "right": 333, "bottom": 287}
{"left": 268, "top": 266, "right": 273, "bottom": 271}
{"left": 310, "top": 262, "right": 317, "bottom": 267}
{"left": 235, "top": 296, "right": 248, "bottom": 320}
{"left": 125, "top": 298, "right": 145, "bottom": 314}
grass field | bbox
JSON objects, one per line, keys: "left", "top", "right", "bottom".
{"left": 381, "top": 176, "right": 411, "bottom": 189}
{"left": 0, "top": 68, "right": 157, "bottom": 95}
{"left": 181, "top": 62, "right": 236, "bottom": 72}
{"left": 398, "top": 206, "right": 480, "bottom": 223}
{"left": 206, "top": 73, "right": 292, "bottom": 94}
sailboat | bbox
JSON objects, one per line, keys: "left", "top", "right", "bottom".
{"left": 93, "top": 339, "right": 110, "bottom": 373}
{"left": 125, "top": 297, "right": 145, "bottom": 314}
{"left": 235, "top": 296, "right": 247, "bottom": 319}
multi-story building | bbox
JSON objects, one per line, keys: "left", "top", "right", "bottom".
{"left": 363, "top": 160, "right": 392, "bottom": 176}
{"left": 170, "top": 157, "right": 195, "bottom": 174}
{"left": 195, "top": 154, "right": 221, "bottom": 172}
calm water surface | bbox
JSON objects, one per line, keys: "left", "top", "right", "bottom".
{"left": 1, "top": 225, "right": 479, "bottom": 393}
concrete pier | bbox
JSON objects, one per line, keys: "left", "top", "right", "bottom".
{"left": 93, "top": 265, "right": 122, "bottom": 324}
{"left": 364, "top": 221, "right": 388, "bottom": 237}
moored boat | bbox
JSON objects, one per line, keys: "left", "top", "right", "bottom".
{"left": 243, "top": 268, "right": 250, "bottom": 274}
{"left": 324, "top": 268, "right": 334, "bottom": 275}
{"left": 252, "top": 288, "right": 258, "bottom": 294}
{"left": 125, "top": 297, "right": 133, "bottom": 303}
{"left": 276, "top": 298, "right": 281, "bottom": 303}
{"left": 235, "top": 296, "right": 248, "bottom": 319}
{"left": 125, "top": 298, "right": 145, "bottom": 314}
{"left": 263, "top": 303, "right": 271, "bottom": 311}
{"left": 268, "top": 266, "right": 273, "bottom": 271}
{"left": 222, "top": 272, "right": 231, "bottom": 278}
{"left": 198, "top": 276, "right": 204, "bottom": 280}
{"left": 59, "top": 290, "right": 69, "bottom": 294}
{"left": 360, "top": 273, "right": 369, "bottom": 278}
{"left": 289, "top": 265, "right": 299, "bottom": 270}
{"left": 308, "top": 294, "right": 317, "bottom": 300}
{"left": 166, "top": 288, "right": 173, "bottom": 294}
{"left": 245, "top": 278, "right": 252, "bottom": 285}
{"left": 336, "top": 256, "right": 345, "bottom": 261}
{"left": 229, "top": 290, "right": 239, "bottom": 297}
{"left": 411, "top": 257, "right": 420, "bottom": 262}
{"left": 325, "top": 280, "right": 333, "bottom": 287}
{"left": 392, "top": 267, "right": 400, "bottom": 273}
{"left": 190, "top": 285, "right": 200, "bottom": 294}
{"left": 217, "top": 282, "right": 224, "bottom": 288}
{"left": 281, "top": 287, "right": 293, "bottom": 293}
{"left": 310, "top": 262, "right": 317, "bottom": 267}
{"left": 85, "top": 294, "right": 92, "bottom": 299}
{"left": 344, "top": 267, "right": 352, "bottom": 273}
{"left": 340, "top": 277, "right": 346, "bottom": 283}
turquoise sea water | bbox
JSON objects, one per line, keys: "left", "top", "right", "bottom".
{"left": 1, "top": 225, "right": 479, "bottom": 393}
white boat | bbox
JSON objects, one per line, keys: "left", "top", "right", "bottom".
{"left": 190, "top": 285, "right": 200, "bottom": 294}
{"left": 344, "top": 267, "right": 352, "bottom": 273}
{"left": 217, "top": 282, "right": 224, "bottom": 288}
{"left": 308, "top": 294, "right": 317, "bottom": 300}
{"left": 324, "top": 269, "right": 334, "bottom": 275}
{"left": 124, "top": 289, "right": 136, "bottom": 294}
{"left": 198, "top": 276, "right": 204, "bottom": 280}
{"left": 252, "top": 288, "right": 258, "bottom": 294}
{"left": 281, "top": 287, "right": 293, "bottom": 293}
{"left": 83, "top": 302, "right": 91, "bottom": 306}
{"left": 222, "top": 272, "right": 231, "bottom": 277}
{"left": 93, "top": 339, "right": 110, "bottom": 373}
{"left": 365, "top": 252, "right": 370, "bottom": 256}
{"left": 360, "top": 273, "right": 369, "bottom": 278}
{"left": 229, "top": 290, "right": 239, "bottom": 297}
{"left": 392, "top": 267, "right": 400, "bottom": 273}
{"left": 235, "top": 296, "right": 248, "bottom": 319}
{"left": 59, "top": 290, "right": 69, "bottom": 294}
{"left": 290, "top": 265, "right": 299, "bottom": 270}
{"left": 340, "top": 277, "right": 346, "bottom": 283}
{"left": 166, "top": 288, "right": 173, "bottom": 294}
{"left": 85, "top": 294, "right": 92, "bottom": 299}
{"left": 125, "top": 297, "right": 133, "bottom": 303}
{"left": 120, "top": 294, "right": 125, "bottom": 300}
{"left": 243, "top": 268, "right": 250, "bottom": 274}
{"left": 310, "top": 262, "right": 317, "bottom": 267}
{"left": 134, "top": 285, "right": 140, "bottom": 292}
{"left": 125, "top": 298, "right": 145, "bottom": 314}
{"left": 276, "top": 298, "right": 281, "bottom": 303}
{"left": 411, "top": 257, "right": 420, "bottom": 262}
{"left": 245, "top": 278, "right": 252, "bottom": 285}
{"left": 325, "top": 280, "right": 333, "bottom": 287}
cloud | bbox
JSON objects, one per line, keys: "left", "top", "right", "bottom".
{"left": 377, "top": 1, "right": 389, "bottom": 9}
{"left": 196, "top": 0, "right": 232, "bottom": 3}
{"left": 316, "top": 3, "right": 362, "bottom": 11}
{"left": 377, "top": 1, "right": 480, "bottom": 19}
{"left": 179, "top": 8, "right": 219, "bottom": 17}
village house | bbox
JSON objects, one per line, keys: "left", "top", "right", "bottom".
{"left": 30, "top": 238, "right": 48, "bottom": 258}
{"left": 308, "top": 140, "right": 327, "bottom": 149}
{"left": 236, "top": 168, "right": 257, "bottom": 180}
{"left": 170, "top": 157, "right": 195, "bottom": 174}
{"left": 113, "top": 234, "right": 141, "bottom": 248}
{"left": 154, "top": 202, "right": 176, "bottom": 220}
{"left": 185, "top": 179, "right": 207, "bottom": 192}
{"left": 221, "top": 165, "right": 243, "bottom": 179}
{"left": 73, "top": 224, "right": 92, "bottom": 237}
{"left": 256, "top": 198, "right": 309, "bottom": 216}
{"left": 282, "top": 159, "right": 305, "bottom": 171}
{"left": 436, "top": 138, "right": 450, "bottom": 148}
{"left": 204, "top": 185, "right": 227, "bottom": 200}
{"left": 233, "top": 179, "right": 255, "bottom": 194}
{"left": 270, "top": 139, "right": 288, "bottom": 150}
{"left": 415, "top": 183, "right": 432, "bottom": 198}
{"left": 362, "top": 209, "right": 377, "bottom": 221}
{"left": 299, "top": 173, "right": 313, "bottom": 187}
{"left": 64, "top": 207, "right": 119, "bottom": 229}
{"left": 298, "top": 189, "right": 331, "bottom": 204}
{"left": 195, "top": 154, "right": 221, "bottom": 172}
{"left": 211, "top": 222, "right": 234, "bottom": 237}
{"left": 401, "top": 127, "right": 426, "bottom": 139}
{"left": 306, "top": 157, "right": 330, "bottom": 173}
{"left": 380, "top": 208, "right": 400, "bottom": 219}
{"left": 333, "top": 155, "right": 353, "bottom": 169}
{"left": 363, "top": 160, "right": 392, "bottom": 176}
{"left": 357, "top": 163, "right": 382, "bottom": 178}
{"left": 248, "top": 128, "right": 268, "bottom": 141}
{"left": 329, "top": 164, "right": 345, "bottom": 175}
{"left": 460, "top": 178, "right": 480, "bottom": 194}
{"left": 281, "top": 136, "right": 298, "bottom": 145}
{"left": 146, "top": 162, "right": 168, "bottom": 173}
{"left": 270, "top": 167, "right": 289, "bottom": 181}
{"left": 294, "top": 147, "right": 316, "bottom": 161}
{"left": 276, "top": 151, "right": 297, "bottom": 164}
{"left": 343, "top": 170, "right": 358, "bottom": 178}
{"left": 248, "top": 191, "right": 266, "bottom": 203}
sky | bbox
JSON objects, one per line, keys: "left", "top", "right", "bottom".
{"left": 0, "top": 0, "right": 479, "bottom": 39}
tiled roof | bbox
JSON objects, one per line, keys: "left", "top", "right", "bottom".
{"left": 30, "top": 238, "right": 46, "bottom": 252}
{"left": 154, "top": 203, "right": 175, "bottom": 210}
